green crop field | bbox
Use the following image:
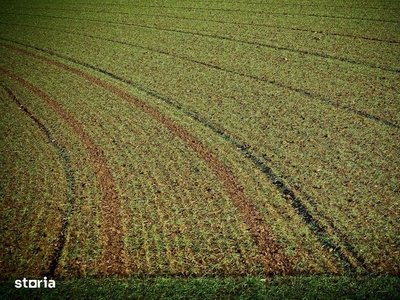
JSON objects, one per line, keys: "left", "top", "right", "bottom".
{"left": 1, "top": 0, "right": 399, "bottom": 298}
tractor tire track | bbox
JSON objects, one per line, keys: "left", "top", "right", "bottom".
{"left": 1, "top": 27, "right": 399, "bottom": 130}
{"left": 1, "top": 41, "right": 366, "bottom": 272}
{"left": 1, "top": 42, "right": 294, "bottom": 275}
{"left": 1, "top": 14, "right": 399, "bottom": 74}
{"left": 0, "top": 67, "right": 124, "bottom": 276}
{"left": 1, "top": 85, "right": 76, "bottom": 277}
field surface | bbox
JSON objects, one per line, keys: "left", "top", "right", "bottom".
{"left": 0, "top": 0, "right": 399, "bottom": 291}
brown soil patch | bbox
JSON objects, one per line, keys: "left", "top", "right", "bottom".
{"left": 1, "top": 43, "right": 294, "bottom": 274}
{"left": 0, "top": 66, "right": 124, "bottom": 276}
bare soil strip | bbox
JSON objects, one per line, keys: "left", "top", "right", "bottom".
{"left": 1, "top": 43, "right": 294, "bottom": 275}
{"left": 2, "top": 85, "right": 76, "bottom": 277}
{"left": 0, "top": 66, "right": 124, "bottom": 276}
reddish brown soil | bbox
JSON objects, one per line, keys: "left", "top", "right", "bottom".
{"left": 1, "top": 43, "right": 294, "bottom": 275}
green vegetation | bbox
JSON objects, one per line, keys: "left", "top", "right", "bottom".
{"left": 0, "top": 0, "right": 399, "bottom": 297}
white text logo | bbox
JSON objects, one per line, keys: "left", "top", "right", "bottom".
{"left": 15, "top": 277, "right": 56, "bottom": 289}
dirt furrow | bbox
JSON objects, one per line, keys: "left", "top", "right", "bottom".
{"left": 0, "top": 66, "right": 124, "bottom": 276}
{"left": 1, "top": 43, "right": 294, "bottom": 275}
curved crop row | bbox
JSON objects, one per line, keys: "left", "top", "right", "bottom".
{"left": 0, "top": 39, "right": 360, "bottom": 273}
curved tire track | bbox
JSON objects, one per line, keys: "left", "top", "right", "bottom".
{"left": 0, "top": 40, "right": 368, "bottom": 271}
{"left": 0, "top": 67, "right": 124, "bottom": 276}
{"left": 1, "top": 43, "right": 294, "bottom": 275}
{"left": 1, "top": 85, "right": 76, "bottom": 277}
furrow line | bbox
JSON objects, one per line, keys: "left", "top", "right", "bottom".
{"left": 1, "top": 25, "right": 398, "bottom": 129}
{"left": 0, "top": 66, "right": 124, "bottom": 276}
{"left": 1, "top": 85, "right": 76, "bottom": 277}
{"left": 2, "top": 42, "right": 294, "bottom": 275}
{"left": 0, "top": 40, "right": 365, "bottom": 271}
{"left": 2, "top": 14, "right": 399, "bottom": 73}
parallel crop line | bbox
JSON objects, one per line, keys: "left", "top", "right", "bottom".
{"left": 2, "top": 14, "right": 398, "bottom": 74}
{"left": 2, "top": 42, "right": 294, "bottom": 275}
{"left": 0, "top": 65, "right": 124, "bottom": 276}
{"left": 2, "top": 23, "right": 398, "bottom": 130}
{"left": 0, "top": 39, "right": 366, "bottom": 272}
{"left": 1, "top": 85, "right": 76, "bottom": 277}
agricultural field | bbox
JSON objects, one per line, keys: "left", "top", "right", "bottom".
{"left": 0, "top": 0, "right": 399, "bottom": 297}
